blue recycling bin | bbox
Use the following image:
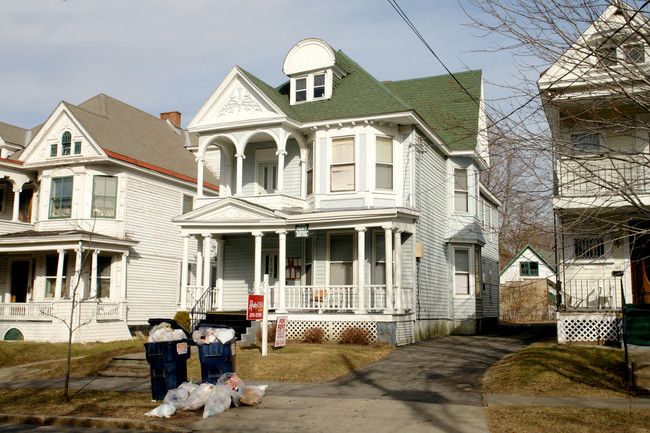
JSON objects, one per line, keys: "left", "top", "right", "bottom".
{"left": 144, "top": 319, "right": 192, "bottom": 401}
{"left": 196, "top": 324, "right": 236, "bottom": 384}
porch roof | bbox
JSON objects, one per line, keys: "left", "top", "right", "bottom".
{"left": 174, "top": 197, "right": 418, "bottom": 234}
{"left": 0, "top": 230, "right": 137, "bottom": 253}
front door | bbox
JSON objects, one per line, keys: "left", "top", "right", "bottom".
{"left": 10, "top": 261, "right": 29, "bottom": 303}
{"left": 631, "top": 230, "right": 650, "bottom": 304}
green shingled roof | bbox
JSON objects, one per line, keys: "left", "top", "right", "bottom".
{"left": 240, "top": 50, "right": 482, "bottom": 151}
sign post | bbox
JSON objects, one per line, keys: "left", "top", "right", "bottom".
{"left": 261, "top": 274, "right": 269, "bottom": 356}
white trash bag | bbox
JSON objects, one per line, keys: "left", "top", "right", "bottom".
{"left": 145, "top": 403, "right": 176, "bottom": 418}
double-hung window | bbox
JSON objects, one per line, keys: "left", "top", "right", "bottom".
{"left": 97, "top": 256, "right": 112, "bottom": 298}
{"left": 570, "top": 133, "right": 604, "bottom": 155}
{"left": 454, "top": 169, "right": 469, "bottom": 212}
{"left": 45, "top": 255, "right": 67, "bottom": 297}
{"left": 330, "top": 137, "right": 355, "bottom": 192}
{"left": 295, "top": 77, "right": 307, "bottom": 103}
{"left": 376, "top": 137, "right": 393, "bottom": 190}
{"left": 306, "top": 142, "right": 314, "bottom": 196}
{"left": 61, "top": 132, "right": 72, "bottom": 156}
{"left": 520, "top": 261, "right": 539, "bottom": 277}
{"left": 49, "top": 177, "right": 73, "bottom": 218}
{"left": 454, "top": 248, "right": 470, "bottom": 295}
{"left": 329, "top": 233, "right": 354, "bottom": 286}
{"left": 92, "top": 176, "right": 117, "bottom": 218}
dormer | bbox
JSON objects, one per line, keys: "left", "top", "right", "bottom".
{"left": 283, "top": 38, "right": 345, "bottom": 105}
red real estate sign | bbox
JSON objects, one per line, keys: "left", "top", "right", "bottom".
{"left": 246, "top": 294, "right": 264, "bottom": 320}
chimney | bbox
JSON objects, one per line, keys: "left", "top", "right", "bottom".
{"left": 160, "top": 111, "right": 181, "bottom": 128}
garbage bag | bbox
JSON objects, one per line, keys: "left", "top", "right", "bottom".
{"left": 216, "top": 328, "right": 236, "bottom": 343}
{"left": 203, "top": 396, "right": 226, "bottom": 418}
{"left": 145, "top": 403, "right": 176, "bottom": 418}
{"left": 183, "top": 383, "right": 216, "bottom": 411}
{"left": 163, "top": 388, "right": 190, "bottom": 409}
{"left": 240, "top": 385, "right": 267, "bottom": 406}
{"left": 217, "top": 372, "right": 244, "bottom": 406}
{"left": 178, "top": 381, "right": 199, "bottom": 394}
{"left": 211, "top": 384, "right": 233, "bottom": 410}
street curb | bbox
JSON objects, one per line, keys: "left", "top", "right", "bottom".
{"left": 0, "top": 413, "right": 192, "bottom": 432}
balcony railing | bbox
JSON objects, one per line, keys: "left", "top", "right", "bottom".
{"left": 558, "top": 161, "right": 650, "bottom": 197}
{"left": 0, "top": 302, "right": 54, "bottom": 321}
{"left": 559, "top": 277, "right": 623, "bottom": 311}
{"left": 96, "top": 301, "right": 123, "bottom": 321}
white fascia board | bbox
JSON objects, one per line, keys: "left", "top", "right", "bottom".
{"left": 19, "top": 103, "right": 106, "bottom": 163}
{"left": 450, "top": 150, "right": 487, "bottom": 170}
{"left": 188, "top": 116, "right": 300, "bottom": 135}
{"left": 22, "top": 155, "right": 110, "bottom": 170}
{"left": 479, "top": 182, "right": 502, "bottom": 207}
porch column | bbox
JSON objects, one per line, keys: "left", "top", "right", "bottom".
{"left": 196, "top": 235, "right": 204, "bottom": 288}
{"left": 90, "top": 250, "right": 100, "bottom": 299}
{"left": 384, "top": 227, "right": 394, "bottom": 314}
{"left": 216, "top": 237, "right": 225, "bottom": 310}
{"left": 11, "top": 185, "right": 21, "bottom": 222}
{"left": 235, "top": 153, "right": 245, "bottom": 196}
{"left": 73, "top": 244, "right": 83, "bottom": 300}
{"left": 277, "top": 229, "right": 287, "bottom": 313}
{"left": 180, "top": 234, "right": 189, "bottom": 309}
{"left": 253, "top": 231, "right": 263, "bottom": 294}
{"left": 55, "top": 249, "right": 65, "bottom": 299}
{"left": 203, "top": 234, "right": 212, "bottom": 289}
{"left": 356, "top": 227, "right": 367, "bottom": 314}
{"left": 276, "top": 150, "right": 286, "bottom": 193}
{"left": 394, "top": 230, "right": 402, "bottom": 313}
{"left": 120, "top": 252, "right": 128, "bottom": 300}
{"left": 196, "top": 156, "right": 205, "bottom": 197}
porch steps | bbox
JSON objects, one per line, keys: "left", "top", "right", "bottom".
{"left": 98, "top": 352, "right": 150, "bottom": 378}
{"left": 630, "top": 349, "right": 650, "bottom": 391}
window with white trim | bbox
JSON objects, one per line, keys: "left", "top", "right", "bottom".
{"left": 291, "top": 72, "right": 329, "bottom": 104}
{"left": 91, "top": 176, "right": 117, "bottom": 218}
{"left": 376, "top": 136, "right": 393, "bottom": 190}
{"left": 295, "top": 77, "right": 307, "bottom": 103}
{"left": 570, "top": 133, "right": 606, "bottom": 155}
{"left": 61, "top": 132, "right": 71, "bottom": 156}
{"left": 373, "top": 232, "right": 386, "bottom": 284}
{"left": 475, "top": 249, "right": 481, "bottom": 298}
{"left": 97, "top": 256, "right": 111, "bottom": 298}
{"left": 330, "top": 137, "right": 355, "bottom": 192}
{"left": 454, "top": 169, "right": 469, "bottom": 213}
{"left": 453, "top": 248, "right": 470, "bottom": 296}
{"left": 574, "top": 237, "right": 605, "bottom": 260}
{"left": 329, "top": 233, "right": 354, "bottom": 286}
{"left": 306, "top": 142, "right": 314, "bottom": 196}
{"left": 49, "top": 177, "right": 73, "bottom": 219}
{"left": 45, "top": 255, "right": 67, "bottom": 298}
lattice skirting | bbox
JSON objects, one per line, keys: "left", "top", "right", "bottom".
{"left": 286, "top": 320, "right": 378, "bottom": 342}
{"left": 558, "top": 313, "right": 622, "bottom": 344}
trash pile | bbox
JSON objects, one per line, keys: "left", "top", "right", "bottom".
{"left": 148, "top": 322, "right": 187, "bottom": 342}
{"left": 192, "top": 326, "right": 236, "bottom": 345}
{"left": 145, "top": 372, "right": 268, "bottom": 419}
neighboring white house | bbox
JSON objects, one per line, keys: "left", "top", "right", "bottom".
{"left": 500, "top": 245, "right": 556, "bottom": 284}
{"left": 539, "top": 3, "right": 650, "bottom": 343}
{"left": 0, "top": 95, "right": 219, "bottom": 342}
{"left": 175, "top": 38, "right": 501, "bottom": 345}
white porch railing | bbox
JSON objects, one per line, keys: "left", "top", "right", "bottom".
{"left": 96, "top": 301, "right": 123, "bottom": 321}
{"left": 185, "top": 285, "right": 205, "bottom": 310}
{"left": 560, "top": 277, "right": 623, "bottom": 311}
{"left": 281, "top": 285, "right": 413, "bottom": 313}
{"left": 558, "top": 161, "right": 650, "bottom": 197}
{"left": 0, "top": 302, "right": 54, "bottom": 321}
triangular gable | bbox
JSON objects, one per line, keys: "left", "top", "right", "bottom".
{"left": 175, "top": 197, "right": 285, "bottom": 223}
{"left": 538, "top": 2, "right": 648, "bottom": 91}
{"left": 18, "top": 102, "right": 106, "bottom": 164}
{"left": 500, "top": 245, "right": 557, "bottom": 276}
{"left": 188, "top": 67, "right": 289, "bottom": 131}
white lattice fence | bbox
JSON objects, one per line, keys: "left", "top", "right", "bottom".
{"left": 286, "top": 320, "right": 378, "bottom": 342}
{"left": 558, "top": 313, "right": 621, "bottom": 343}
{"left": 396, "top": 321, "right": 415, "bottom": 346}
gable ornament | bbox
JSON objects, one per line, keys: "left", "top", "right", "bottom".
{"left": 218, "top": 86, "right": 263, "bottom": 117}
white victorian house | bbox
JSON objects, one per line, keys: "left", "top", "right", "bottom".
{"left": 0, "top": 95, "right": 218, "bottom": 342}
{"left": 175, "top": 38, "right": 501, "bottom": 345}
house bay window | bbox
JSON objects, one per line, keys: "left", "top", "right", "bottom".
{"left": 454, "top": 248, "right": 470, "bottom": 295}
{"left": 49, "top": 177, "right": 73, "bottom": 219}
{"left": 329, "top": 233, "right": 354, "bottom": 286}
{"left": 454, "top": 169, "right": 469, "bottom": 213}
{"left": 92, "top": 176, "right": 118, "bottom": 218}
{"left": 45, "top": 255, "right": 67, "bottom": 298}
{"left": 331, "top": 137, "right": 355, "bottom": 192}
{"left": 376, "top": 137, "right": 393, "bottom": 190}
{"left": 520, "top": 261, "right": 539, "bottom": 277}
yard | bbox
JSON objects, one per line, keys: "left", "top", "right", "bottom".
{"left": 483, "top": 342, "right": 650, "bottom": 433}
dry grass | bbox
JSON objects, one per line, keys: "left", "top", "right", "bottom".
{"left": 482, "top": 342, "right": 638, "bottom": 398}
{"left": 486, "top": 406, "right": 650, "bottom": 433}
{"left": 0, "top": 388, "right": 202, "bottom": 427}
{"left": 186, "top": 342, "right": 394, "bottom": 382}
{"left": 0, "top": 339, "right": 145, "bottom": 378}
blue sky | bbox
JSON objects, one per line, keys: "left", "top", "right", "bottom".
{"left": 0, "top": 0, "right": 518, "bottom": 129}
